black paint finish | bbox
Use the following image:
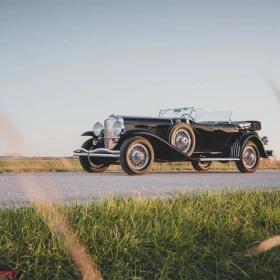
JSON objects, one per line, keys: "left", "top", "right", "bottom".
{"left": 119, "top": 116, "right": 268, "bottom": 160}
{"left": 81, "top": 131, "right": 95, "bottom": 137}
{"left": 122, "top": 116, "right": 173, "bottom": 129}
{"left": 80, "top": 116, "right": 269, "bottom": 162}
{"left": 120, "top": 129, "right": 198, "bottom": 162}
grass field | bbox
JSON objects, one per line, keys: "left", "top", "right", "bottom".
{"left": 1, "top": 190, "right": 280, "bottom": 279}
{"left": 0, "top": 157, "right": 279, "bottom": 173}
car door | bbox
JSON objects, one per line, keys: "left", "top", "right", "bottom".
{"left": 192, "top": 123, "right": 214, "bottom": 151}
{"left": 212, "top": 124, "right": 239, "bottom": 151}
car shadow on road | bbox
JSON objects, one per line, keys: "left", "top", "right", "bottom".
{"left": 105, "top": 170, "right": 241, "bottom": 176}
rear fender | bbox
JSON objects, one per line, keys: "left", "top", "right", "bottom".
{"left": 239, "top": 132, "right": 268, "bottom": 158}
{"left": 120, "top": 129, "right": 198, "bottom": 162}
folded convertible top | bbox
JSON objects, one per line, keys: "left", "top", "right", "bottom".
{"left": 231, "top": 121, "right": 261, "bottom": 131}
{"left": 195, "top": 120, "right": 261, "bottom": 131}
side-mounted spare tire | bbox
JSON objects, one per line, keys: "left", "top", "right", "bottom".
{"left": 166, "top": 123, "right": 196, "bottom": 156}
{"left": 79, "top": 139, "right": 110, "bottom": 173}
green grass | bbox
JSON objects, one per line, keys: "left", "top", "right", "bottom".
{"left": 1, "top": 190, "right": 280, "bottom": 279}
{"left": 0, "top": 158, "right": 279, "bottom": 173}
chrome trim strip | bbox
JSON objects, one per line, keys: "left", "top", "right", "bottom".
{"left": 74, "top": 153, "right": 119, "bottom": 158}
{"left": 237, "top": 145, "right": 240, "bottom": 158}
{"left": 73, "top": 148, "right": 120, "bottom": 158}
{"left": 199, "top": 158, "right": 240, "bottom": 161}
{"left": 74, "top": 148, "right": 120, "bottom": 154}
{"left": 230, "top": 139, "right": 240, "bottom": 158}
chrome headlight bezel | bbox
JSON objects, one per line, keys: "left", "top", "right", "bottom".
{"left": 93, "top": 122, "right": 103, "bottom": 137}
{"left": 113, "top": 121, "right": 124, "bottom": 136}
{"left": 262, "top": 136, "right": 268, "bottom": 145}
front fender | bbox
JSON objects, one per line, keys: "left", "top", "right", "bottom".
{"left": 120, "top": 129, "right": 198, "bottom": 162}
{"left": 239, "top": 132, "right": 268, "bottom": 158}
{"left": 81, "top": 131, "right": 95, "bottom": 137}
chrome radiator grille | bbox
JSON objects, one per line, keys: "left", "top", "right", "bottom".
{"left": 104, "top": 118, "right": 117, "bottom": 149}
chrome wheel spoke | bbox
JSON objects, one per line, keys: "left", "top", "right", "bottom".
{"left": 128, "top": 144, "right": 149, "bottom": 170}
{"left": 243, "top": 147, "right": 257, "bottom": 168}
{"left": 173, "top": 129, "right": 191, "bottom": 153}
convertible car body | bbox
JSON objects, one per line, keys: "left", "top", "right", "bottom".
{"left": 73, "top": 107, "right": 273, "bottom": 175}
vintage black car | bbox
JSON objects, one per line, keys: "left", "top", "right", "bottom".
{"left": 73, "top": 107, "right": 273, "bottom": 175}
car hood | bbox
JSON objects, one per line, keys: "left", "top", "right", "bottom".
{"left": 119, "top": 116, "right": 173, "bottom": 127}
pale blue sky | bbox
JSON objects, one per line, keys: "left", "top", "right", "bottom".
{"left": 1, "top": 0, "right": 280, "bottom": 156}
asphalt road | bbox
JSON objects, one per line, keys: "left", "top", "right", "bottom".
{"left": 1, "top": 170, "right": 280, "bottom": 206}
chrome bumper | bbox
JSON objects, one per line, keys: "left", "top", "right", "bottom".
{"left": 73, "top": 148, "right": 120, "bottom": 158}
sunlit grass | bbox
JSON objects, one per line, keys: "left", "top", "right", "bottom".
{"left": 0, "top": 158, "right": 279, "bottom": 173}
{"left": 1, "top": 190, "right": 280, "bottom": 279}
{"left": 0, "top": 158, "right": 82, "bottom": 173}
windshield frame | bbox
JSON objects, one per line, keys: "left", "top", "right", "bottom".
{"left": 158, "top": 107, "right": 233, "bottom": 123}
{"left": 158, "top": 107, "right": 197, "bottom": 119}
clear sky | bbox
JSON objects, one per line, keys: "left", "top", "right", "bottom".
{"left": 1, "top": 0, "right": 280, "bottom": 157}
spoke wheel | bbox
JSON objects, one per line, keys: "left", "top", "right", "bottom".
{"left": 128, "top": 144, "right": 150, "bottom": 170}
{"left": 120, "top": 137, "right": 154, "bottom": 175}
{"left": 191, "top": 161, "right": 212, "bottom": 171}
{"left": 243, "top": 147, "right": 257, "bottom": 168}
{"left": 166, "top": 123, "right": 196, "bottom": 156}
{"left": 79, "top": 139, "right": 110, "bottom": 173}
{"left": 236, "top": 141, "right": 260, "bottom": 173}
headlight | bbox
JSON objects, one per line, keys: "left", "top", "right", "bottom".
{"left": 93, "top": 122, "right": 103, "bottom": 137}
{"left": 262, "top": 136, "right": 268, "bottom": 145}
{"left": 113, "top": 121, "right": 123, "bottom": 136}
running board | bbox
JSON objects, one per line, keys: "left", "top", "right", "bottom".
{"left": 198, "top": 158, "right": 240, "bottom": 162}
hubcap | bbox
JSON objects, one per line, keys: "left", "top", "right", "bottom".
{"left": 243, "top": 146, "right": 257, "bottom": 168}
{"left": 173, "top": 129, "right": 191, "bottom": 153}
{"left": 128, "top": 144, "right": 149, "bottom": 170}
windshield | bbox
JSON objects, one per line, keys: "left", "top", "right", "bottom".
{"left": 195, "top": 110, "right": 232, "bottom": 123}
{"left": 159, "top": 107, "right": 232, "bottom": 123}
{"left": 158, "top": 107, "right": 198, "bottom": 119}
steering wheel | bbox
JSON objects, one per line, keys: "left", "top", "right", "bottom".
{"left": 181, "top": 114, "right": 195, "bottom": 123}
